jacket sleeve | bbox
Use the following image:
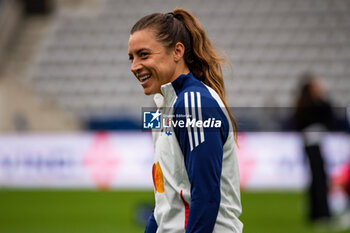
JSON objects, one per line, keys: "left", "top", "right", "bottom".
{"left": 173, "top": 92, "right": 229, "bottom": 233}
{"left": 144, "top": 211, "right": 157, "bottom": 233}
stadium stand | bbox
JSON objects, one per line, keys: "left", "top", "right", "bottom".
{"left": 0, "top": 0, "right": 22, "bottom": 63}
{"left": 1, "top": 0, "right": 350, "bottom": 131}
{"left": 0, "top": 0, "right": 80, "bottom": 131}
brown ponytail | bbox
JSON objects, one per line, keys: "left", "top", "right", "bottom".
{"left": 131, "top": 8, "right": 238, "bottom": 142}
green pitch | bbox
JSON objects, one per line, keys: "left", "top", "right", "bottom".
{"left": 0, "top": 190, "right": 349, "bottom": 233}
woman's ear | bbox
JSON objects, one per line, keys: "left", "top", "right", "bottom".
{"left": 173, "top": 42, "right": 185, "bottom": 62}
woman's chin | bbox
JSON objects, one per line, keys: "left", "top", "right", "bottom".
{"left": 143, "top": 87, "right": 154, "bottom": 95}
{"left": 142, "top": 85, "right": 161, "bottom": 95}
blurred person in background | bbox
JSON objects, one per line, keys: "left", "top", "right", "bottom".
{"left": 293, "top": 72, "right": 335, "bottom": 224}
{"left": 128, "top": 8, "right": 242, "bottom": 233}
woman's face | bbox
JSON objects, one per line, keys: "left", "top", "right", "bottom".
{"left": 128, "top": 29, "right": 177, "bottom": 95}
{"left": 310, "top": 77, "right": 325, "bottom": 100}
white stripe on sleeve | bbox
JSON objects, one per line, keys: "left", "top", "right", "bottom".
{"left": 196, "top": 92, "right": 205, "bottom": 143}
{"left": 190, "top": 92, "right": 199, "bottom": 148}
{"left": 184, "top": 92, "right": 194, "bottom": 151}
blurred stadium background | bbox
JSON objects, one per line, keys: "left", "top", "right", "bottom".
{"left": 0, "top": 0, "right": 350, "bottom": 232}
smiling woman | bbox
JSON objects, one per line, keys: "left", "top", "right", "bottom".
{"left": 128, "top": 28, "right": 189, "bottom": 95}
{"left": 128, "top": 8, "right": 242, "bottom": 233}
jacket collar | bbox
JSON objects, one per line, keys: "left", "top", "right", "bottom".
{"left": 155, "top": 72, "right": 193, "bottom": 108}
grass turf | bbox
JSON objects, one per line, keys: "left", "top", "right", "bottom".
{"left": 0, "top": 190, "right": 349, "bottom": 233}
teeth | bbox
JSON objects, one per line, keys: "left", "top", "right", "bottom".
{"left": 139, "top": 74, "right": 151, "bottom": 81}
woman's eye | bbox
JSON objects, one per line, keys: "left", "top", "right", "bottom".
{"left": 140, "top": 53, "right": 149, "bottom": 58}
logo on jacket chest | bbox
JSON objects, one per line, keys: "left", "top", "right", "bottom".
{"left": 164, "top": 118, "right": 173, "bottom": 136}
{"left": 152, "top": 162, "right": 164, "bottom": 193}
